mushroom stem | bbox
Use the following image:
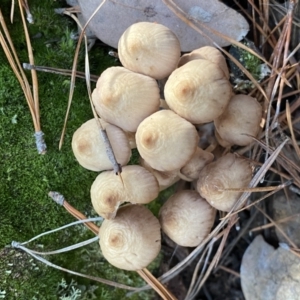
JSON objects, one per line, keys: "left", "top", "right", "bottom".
{"left": 204, "top": 140, "right": 218, "bottom": 153}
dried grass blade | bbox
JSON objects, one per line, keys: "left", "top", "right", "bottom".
{"left": 12, "top": 242, "right": 138, "bottom": 290}
{"left": 222, "top": 180, "right": 291, "bottom": 218}
{"left": 228, "top": 138, "right": 289, "bottom": 214}
{"left": 10, "top": 0, "right": 15, "bottom": 23}
{"left": 59, "top": 3, "right": 123, "bottom": 177}
{"left": 286, "top": 100, "right": 300, "bottom": 159}
{"left": 18, "top": 0, "right": 40, "bottom": 129}
{"left": 59, "top": 0, "right": 106, "bottom": 150}
{"left": 138, "top": 269, "right": 177, "bottom": 300}
{"left": 255, "top": 205, "right": 298, "bottom": 249}
{"left": 0, "top": 8, "right": 46, "bottom": 153}
{"left": 23, "top": 63, "right": 99, "bottom": 82}
{"left": 251, "top": 213, "right": 300, "bottom": 232}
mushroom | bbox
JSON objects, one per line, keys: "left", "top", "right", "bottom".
{"left": 136, "top": 109, "right": 199, "bottom": 172}
{"left": 159, "top": 190, "right": 215, "bottom": 247}
{"left": 197, "top": 153, "right": 253, "bottom": 212}
{"left": 91, "top": 165, "right": 159, "bottom": 219}
{"left": 92, "top": 66, "right": 160, "bottom": 132}
{"left": 139, "top": 157, "right": 180, "bottom": 191}
{"left": 177, "top": 46, "right": 229, "bottom": 79}
{"left": 118, "top": 22, "right": 181, "bottom": 80}
{"left": 214, "top": 94, "right": 262, "bottom": 147}
{"left": 99, "top": 204, "right": 161, "bottom": 271}
{"left": 72, "top": 118, "right": 131, "bottom": 172}
{"left": 164, "top": 59, "right": 232, "bottom": 124}
{"left": 178, "top": 147, "right": 214, "bottom": 182}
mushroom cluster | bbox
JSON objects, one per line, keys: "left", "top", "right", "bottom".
{"left": 71, "top": 22, "right": 261, "bottom": 270}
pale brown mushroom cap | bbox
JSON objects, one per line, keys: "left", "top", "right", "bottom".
{"left": 179, "top": 147, "right": 214, "bottom": 182}
{"left": 197, "top": 153, "right": 253, "bottom": 212}
{"left": 214, "top": 94, "right": 262, "bottom": 146}
{"left": 177, "top": 46, "right": 230, "bottom": 79}
{"left": 118, "top": 22, "right": 181, "bottom": 80}
{"left": 91, "top": 165, "right": 159, "bottom": 219}
{"left": 92, "top": 66, "right": 160, "bottom": 132}
{"left": 164, "top": 59, "right": 232, "bottom": 124}
{"left": 99, "top": 204, "right": 161, "bottom": 271}
{"left": 159, "top": 190, "right": 215, "bottom": 247}
{"left": 136, "top": 110, "right": 199, "bottom": 172}
{"left": 139, "top": 157, "right": 180, "bottom": 191}
{"left": 72, "top": 119, "right": 131, "bottom": 172}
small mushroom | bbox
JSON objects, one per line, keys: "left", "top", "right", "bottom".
{"left": 214, "top": 94, "right": 262, "bottom": 147}
{"left": 178, "top": 147, "right": 214, "bottom": 182}
{"left": 136, "top": 110, "right": 199, "bottom": 172}
{"left": 92, "top": 66, "right": 160, "bottom": 132}
{"left": 164, "top": 59, "right": 232, "bottom": 124}
{"left": 99, "top": 204, "right": 161, "bottom": 271}
{"left": 177, "top": 46, "right": 230, "bottom": 79}
{"left": 197, "top": 153, "right": 253, "bottom": 212}
{"left": 91, "top": 165, "right": 159, "bottom": 219}
{"left": 72, "top": 118, "right": 131, "bottom": 172}
{"left": 118, "top": 22, "right": 181, "bottom": 80}
{"left": 159, "top": 190, "right": 215, "bottom": 247}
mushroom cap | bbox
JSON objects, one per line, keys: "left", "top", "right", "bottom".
{"left": 71, "top": 118, "right": 131, "bottom": 172}
{"left": 214, "top": 94, "right": 262, "bottom": 146}
{"left": 136, "top": 110, "right": 199, "bottom": 171}
{"left": 118, "top": 22, "right": 181, "bottom": 80}
{"left": 164, "top": 59, "right": 232, "bottom": 124}
{"left": 139, "top": 157, "right": 180, "bottom": 191}
{"left": 91, "top": 165, "right": 159, "bottom": 219}
{"left": 197, "top": 153, "right": 253, "bottom": 212}
{"left": 92, "top": 66, "right": 160, "bottom": 132}
{"left": 214, "top": 128, "right": 231, "bottom": 148}
{"left": 159, "top": 190, "right": 215, "bottom": 247}
{"left": 99, "top": 204, "right": 161, "bottom": 271}
{"left": 179, "top": 147, "right": 214, "bottom": 182}
{"left": 177, "top": 46, "right": 230, "bottom": 79}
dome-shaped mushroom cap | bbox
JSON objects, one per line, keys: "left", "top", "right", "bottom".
{"left": 197, "top": 153, "right": 253, "bottom": 212}
{"left": 99, "top": 205, "right": 161, "bottom": 271}
{"left": 92, "top": 66, "right": 160, "bottom": 132}
{"left": 71, "top": 119, "right": 131, "bottom": 172}
{"left": 136, "top": 110, "right": 199, "bottom": 172}
{"left": 139, "top": 157, "right": 180, "bottom": 191}
{"left": 118, "top": 22, "right": 181, "bottom": 80}
{"left": 159, "top": 190, "right": 215, "bottom": 247}
{"left": 91, "top": 165, "right": 159, "bottom": 219}
{"left": 177, "top": 46, "right": 229, "bottom": 79}
{"left": 214, "top": 94, "right": 262, "bottom": 147}
{"left": 179, "top": 147, "right": 214, "bottom": 182}
{"left": 164, "top": 59, "right": 232, "bottom": 124}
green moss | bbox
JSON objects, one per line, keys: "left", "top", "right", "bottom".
{"left": 231, "top": 40, "right": 266, "bottom": 81}
{"left": 0, "top": 1, "right": 165, "bottom": 299}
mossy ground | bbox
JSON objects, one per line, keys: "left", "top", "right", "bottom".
{"left": 0, "top": 1, "right": 165, "bottom": 299}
